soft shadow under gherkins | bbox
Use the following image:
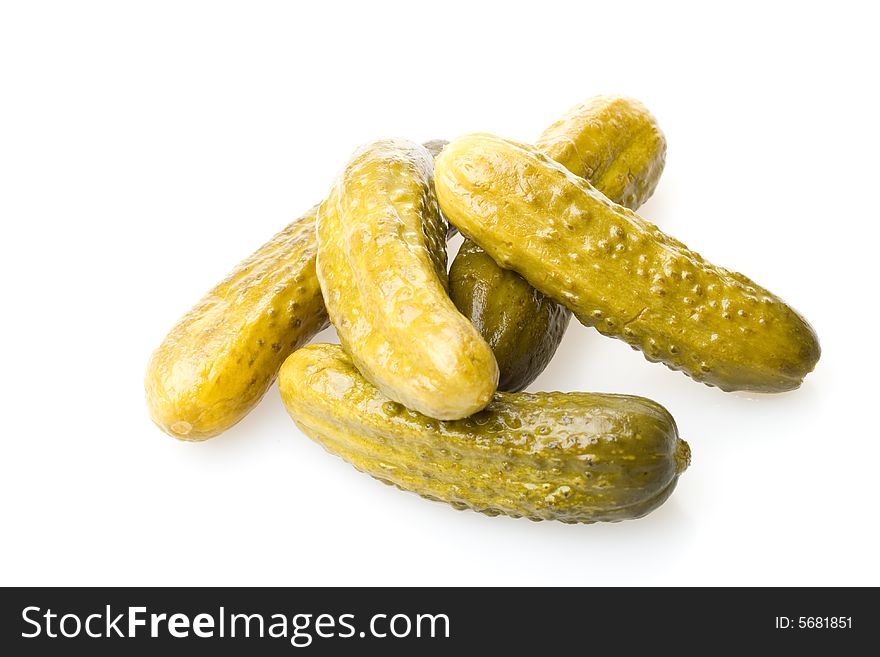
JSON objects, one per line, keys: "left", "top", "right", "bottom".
{"left": 279, "top": 344, "right": 690, "bottom": 524}
{"left": 449, "top": 96, "right": 668, "bottom": 392}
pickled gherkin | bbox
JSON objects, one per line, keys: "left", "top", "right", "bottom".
{"left": 145, "top": 206, "right": 328, "bottom": 440}
{"left": 536, "top": 95, "right": 667, "bottom": 209}
{"left": 436, "top": 134, "right": 820, "bottom": 392}
{"left": 147, "top": 142, "right": 452, "bottom": 439}
{"left": 316, "top": 139, "right": 498, "bottom": 420}
{"left": 450, "top": 240, "right": 572, "bottom": 392}
{"left": 450, "top": 96, "right": 666, "bottom": 391}
{"left": 279, "top": 344, "right": 690, "bottom": 523}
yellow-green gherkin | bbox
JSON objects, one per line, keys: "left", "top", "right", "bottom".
{"left": 536, "top": 95, "right": 667, "bottom": 208}
{"left": 436, "top": 134, "right": 820, "bottom": 392}
{"left": 145, "top": 206, "right": 329, "bottom": 440}
{"left": 146, "top": 141, "right": 451, "bottom": 439}
{"left": 316, "top": 139, "right": 498, "bottom": 420}
{"left": 450, "top": 96, "right": 667, "bottom": 391}
{"left": 280, "top": 344, "right": 690, "bottom": 523}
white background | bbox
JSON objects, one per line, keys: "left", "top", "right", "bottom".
{"left": 2, "top": 0, "right": 878, "bottom": 586}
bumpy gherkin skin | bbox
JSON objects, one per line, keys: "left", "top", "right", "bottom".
{"left": 146, "top": 142, "right": 451, "bottom": 440}
{"left": 450, "top": 96, "right": 666, "bottom": 391}
{"left": 436, "top": 134, "right": 821, "bottom": 392}
{"left": 316, "top": 139, "right": 498, "bottom": 420}
{"left": 536, "top": 95, "right": 667, "bottom": 209}
{"left": 279, "top": 344, "right": 690, "bottom": 524}
{"left": 145, "top": 206, "right": 329, "bottom": 440}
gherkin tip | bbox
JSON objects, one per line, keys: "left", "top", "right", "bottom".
{"left": 675, "top": 438, "right": 692, "bottom": 474}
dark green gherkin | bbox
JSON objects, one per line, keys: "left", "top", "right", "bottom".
{"left": 450, "top": 240, "right": 571, "bottom": 391}
{"left": 449, "top": 96, "right": 667, "bottom": 391}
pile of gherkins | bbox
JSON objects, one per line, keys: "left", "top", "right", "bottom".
{"left": 146, "top": 96, "right": 820, "bottom": 523}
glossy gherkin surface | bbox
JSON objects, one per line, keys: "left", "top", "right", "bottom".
{"left": 280, "top": 344, "right": 690, "bottom": 523}
{"left": 145, "top": 206, "right": 329, "bottom": 440}
{"left": 146, "top": 142, "right": 452, "bottom": 439}
{"left": 536, "top": 95, "right": 667, "bottom": 208}
{"left": 450, "top": 240, "right": 572, "bottom": 391}
{"left": 450, "top": 96, "right": 666, "bottom": 391}
{"left": 316, "top": 139, "right": 498, "bottom": 420}
{"left": 436, "top": 134, "right": 820, "bottom": 392}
